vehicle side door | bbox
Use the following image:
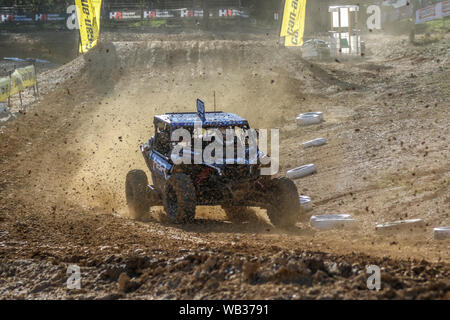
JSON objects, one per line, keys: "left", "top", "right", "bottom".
{"left": 149, "top": 122, "right": 173, "bottom": 187}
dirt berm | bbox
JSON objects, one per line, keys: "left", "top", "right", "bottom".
{"left": 0, "top": 35, "right": 449, "bottom": 299}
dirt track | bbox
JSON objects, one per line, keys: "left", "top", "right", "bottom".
{"left": 0, "top": 32, "right": 449, "bottom": 299}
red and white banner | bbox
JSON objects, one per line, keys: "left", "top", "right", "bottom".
{"left": 109, "top": 8, "right": 249, "bottom": 20}
{"left": 1, "top": 13, "right": 66, "bottom": 23}
{"left": 416, "top": 1, "right": 450, "bottom": 24}
{"left": 109, "top": 11, "right": 141, "bottom": 20}
{"left": 442, "top": 0, "right": 450, "bottom": 16}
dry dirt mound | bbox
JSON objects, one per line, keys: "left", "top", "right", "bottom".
{"left": 0, "top": 35, "right": 449, "bottom": 299}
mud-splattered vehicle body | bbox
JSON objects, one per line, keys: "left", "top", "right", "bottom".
{"left": 126, "top": 100, "right": 302, "bottom": 226}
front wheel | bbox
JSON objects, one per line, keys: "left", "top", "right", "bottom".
{"left": 163, "top": 173, "right": 196, "bottom": 223}
{"left": 266, "top": 177, "right": 303, "bottom": 227}
{"left": 125, "top": 170, "right": 150, "bottom": 221}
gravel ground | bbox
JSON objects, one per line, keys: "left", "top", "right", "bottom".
{"left": 0, "top": 31, "right": 449, "bottom": 300}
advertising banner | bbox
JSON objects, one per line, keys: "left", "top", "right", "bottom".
{"left": 10, "top": 69, "right": 23, "bottom": 96}
{"left": 76, "top": 0, "right": 100, "bottom": 53}
{"left": 281, "top": 0, "right": 307, "bottom": 47}
{"left": 92, "top": 0, "right": 102, "bottom": 27}
{"left": 110, "top": 11, "right": 141, "bottom": 20}
{"left": 0, "top": 65, "right": 37, "bottom": 103}
{"left": 16, "top": 65, "right": 37, "bottom": 89}
{"left": 416, "top": 1, "right": 450, "bottom": 24}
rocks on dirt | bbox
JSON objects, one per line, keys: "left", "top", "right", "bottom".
{"left": 338, "top": 262, "right": 353, "bottom": 278}
{"left": 124, "top": 255, "right": 151, "bottom": 275}
{"left": 312, "top": 270, "right": 329, "bottom": 284}
{"left": 30, "top": 280, "right": 51, "bottom": 293}
{"left": 242, "top": 261, "right": 259, "bottom": 282}
{"left": 203, "top": 257, "right": 218, "bottom": 272}
{"left": 0, "top": 105, "right": 12, "bottom": 119}
{"left": 382, "top": 273, "right": 405, "bottom": 290}
{"left": 271, "top": 261, "right": 312, "bottom": 286}
{"left": 349, "top": 273, "right": 367, "bottom": 290}
{"left": 100, "top": 265, "right": 127, "bottom": 281}
{"left": 303, "top": 257, "right": 326, "bottom": 274}
{"left": 96, "top": 293, "right": 124, "bottom": 300}
{"left": 117, "top": 272, "right": 140, "bottom": 293}
{"left": 104, "top": 254, "right": 116, "bottom": 264}
{"left": 117, "top": 273, "right": 130, "bottom": 292}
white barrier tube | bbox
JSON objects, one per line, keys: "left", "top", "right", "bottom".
{"left": 375, "top": 219, "right": 425, "bottom": 233}
{"left": 299, "top": 195, "right": 313, "bottom": 211}
{"left": 296, "top": 112, "right": 324, "bottom": 126}
{"left": 310, "top": 214, "right": 356, "bottom": 230}
{"left": 287, "top": 164, "right": 316, "bottom": 180}
{"left": 302, "top": 138, "right": 327, "bottom": 148}
{"left": 433, "top": 227, "right": 450, "bottom": 240}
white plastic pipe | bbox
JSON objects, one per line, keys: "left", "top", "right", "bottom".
{"left": 287, "top": 164, "right": 316, "bottom": 180}
{"left": 310, "top": 214, "right": 356, "bottom": 230}
{"left": 433, "top": 227, "right": 450, "bottom": 240}
{"left": 302, "top": 138, "right": 327, "bottom": 148}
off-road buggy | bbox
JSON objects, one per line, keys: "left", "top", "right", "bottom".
{"left": 126, "top": 99, "right": 303, "bottom": 227}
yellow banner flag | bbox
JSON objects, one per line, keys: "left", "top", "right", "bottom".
{"left": 92, "top": 0, "right": 102, "bottom": 29}
{"left": 280, "top": 0, "right": 307, "bottom": 47}
{"left": 76, "top": 0, "right": 100, "bottom": 53}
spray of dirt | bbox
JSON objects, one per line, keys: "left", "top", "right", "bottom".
{"left": 50, "top": 41, "right": 318, "bottom": 219}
